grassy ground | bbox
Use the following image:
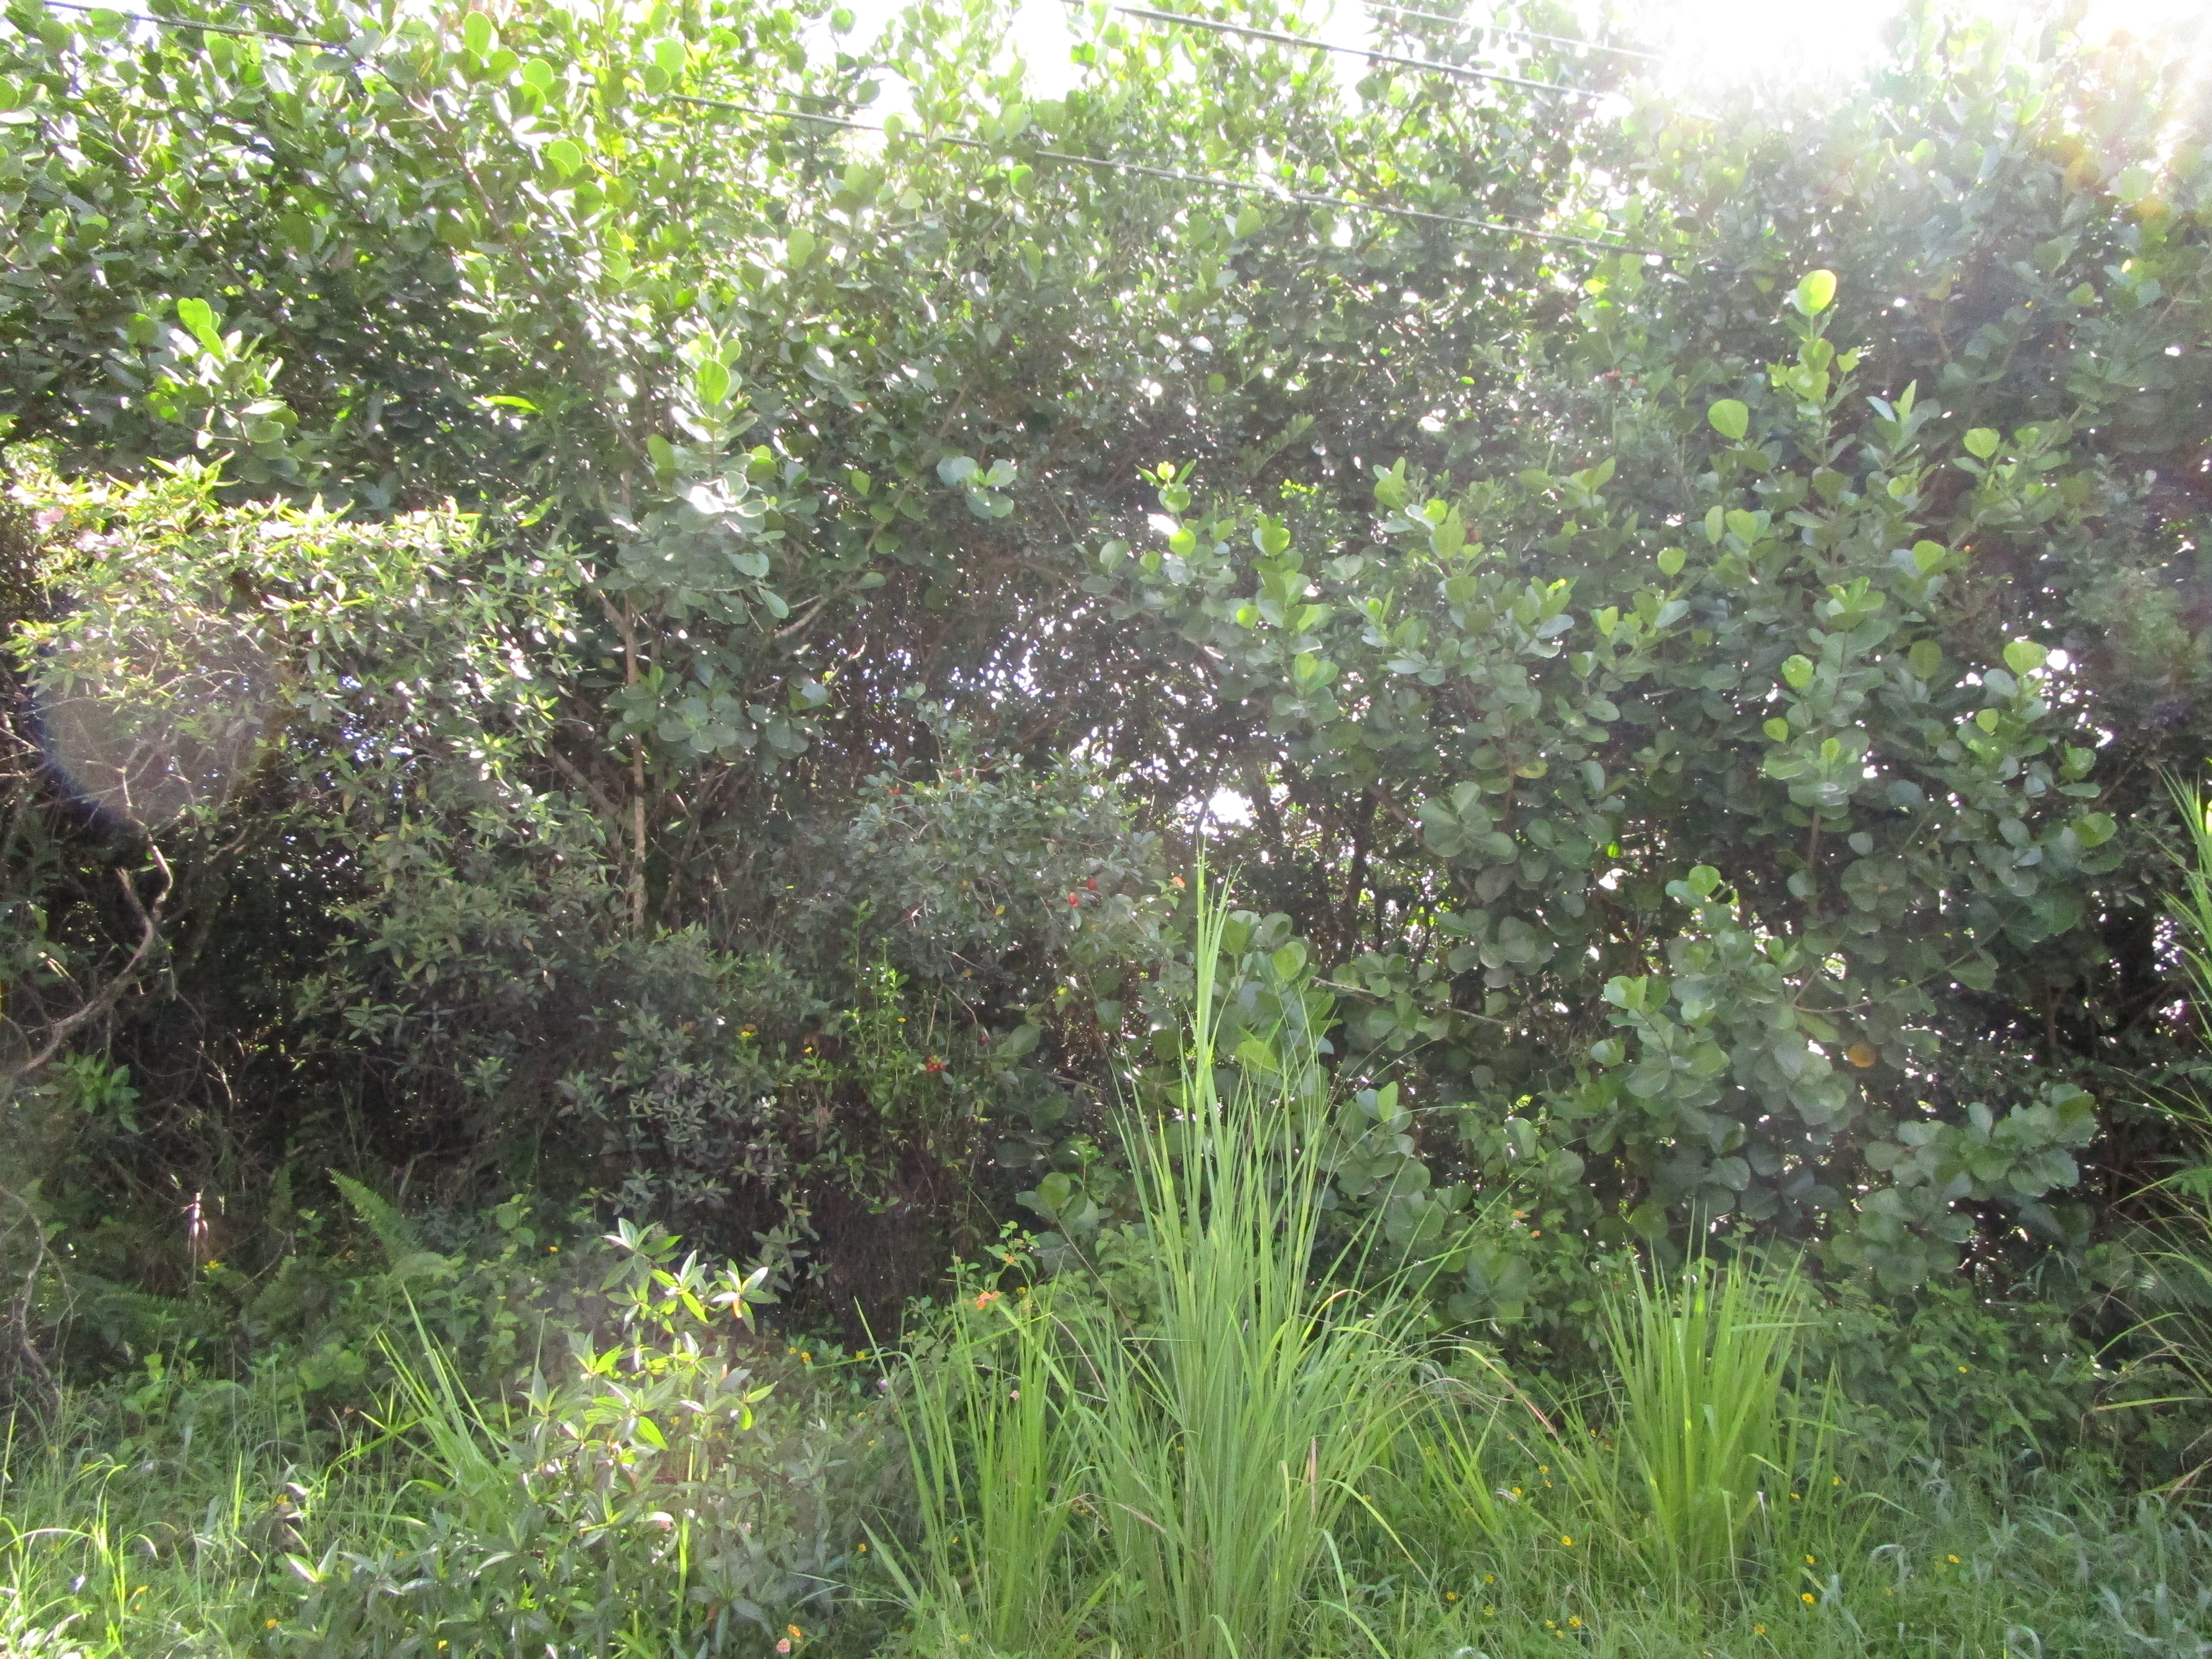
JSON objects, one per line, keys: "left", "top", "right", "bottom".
{"left": 0, "top": 1256, "right": 2203, "bottom": 1659}
{"left": 4, "top": 1273, "right": 2208, "bottom": 1659}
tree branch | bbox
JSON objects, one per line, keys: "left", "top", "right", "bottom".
{"left": 7, "top": 846, "right": 170, "bottom": 1085}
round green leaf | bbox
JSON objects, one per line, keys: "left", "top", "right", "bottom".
{"left": 1963, "top": 428, "right": 1999, "bottom": 460}
{"left": 1794, "top": 269, "right": 1837, "bottom": 316}
{"left": 174, "top": 296, "right": 220, "bottom": 350}
{"left": 2075, "top": 812, "right": 2117, "bottom": 848}
{"left": 1707, "top": 399, "right": 1749, "bottom": 443}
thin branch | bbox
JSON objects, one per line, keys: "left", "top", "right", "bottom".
{"left": 7, "top": 846, "right": 170, "bottom": 1084}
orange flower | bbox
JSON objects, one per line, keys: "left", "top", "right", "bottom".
{"left": 974, "top": 1290, "right": 1001, "bottom": 1310}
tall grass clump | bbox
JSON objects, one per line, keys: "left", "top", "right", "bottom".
{"left": 890, "top": 873, "right": 1427, "bottom": 1659}
{"left": 1589, "top": 1252, "right": 1828, "bottom": 1595}
{"left": 1386, "top": 1250, "right": 1829, "bottom": 1612}
{"left": 2101, "top": 778, "right": 2212, "bottom": 1487}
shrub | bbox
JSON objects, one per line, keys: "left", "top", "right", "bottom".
{"left": 281, "top": 1221, "right": 884, "bottom": 1657}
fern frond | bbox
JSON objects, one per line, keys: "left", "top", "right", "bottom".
{"left": 328, "top": 1171, "right": 422, "bottom": 1266}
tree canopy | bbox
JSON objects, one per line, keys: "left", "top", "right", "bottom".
{"left": 2, "top": 0, "right": 2209, "bottom": 1341}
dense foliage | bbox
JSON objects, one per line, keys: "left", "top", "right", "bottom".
{"left": 0, "top": 0, "right": 2208, "bottom": 1384}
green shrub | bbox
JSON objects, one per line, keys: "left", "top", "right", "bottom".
{"left": 283, "top": 1221, "right": 882, "bottom": 1656}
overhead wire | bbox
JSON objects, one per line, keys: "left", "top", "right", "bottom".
{"left": 24, "top": 0, "right": 1656, "bottom": 257}
{"left": 1360, "top": 2, "right": 1662, "bottom": 64}
{"left": 35, "top": 0, "right": 331, "bottom": 48}
{"left": 666, "top": 94, "right": 1650, "bottom": 253}
{"left": 1063, "top": 0, "right": 1586, "bottom": 95}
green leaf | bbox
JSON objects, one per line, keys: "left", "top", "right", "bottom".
{"left": 543, "top": 138, "right": 583, "bottom": 178}
{"left": 2002, "top": 639, "right": 2046, "bottom": 676}
{"left": 1373, "top": 459, "right": 1410, "bottom": 509}
{"left": 2074, "top": 812, "right": 2116, "bottom": 848}
{"left": 1793, "top": 268, "right": 1837, "bottom": 316}
{"left": 1908, "top": 639, "right": 1943, "bottom": 679}
{"left": 694, "top": 358, "right": 732, "bottom": 407}
{"left": 175, "top": 296, "right": 221, "bottom": 352}
{"left": 1707, "top": 399, "right": 1749, "bottom": 443}
{"left": 1235, "top": 1035, "right": 1280, "bottom": 1073}
{"left": 786, "top": 227, "right": 817, "bottom": 267}
{"left": 1963, "top": 427, "right": 1999, "bottom": 460}
{"left": 1656, "top": 547, "right": 1686, "bottom": 577}
{"left": 1781, "top": 654, "right": 1814, "bottom": 690}
{"left": 462, "top": 11, "right": 492, "bottom": 55}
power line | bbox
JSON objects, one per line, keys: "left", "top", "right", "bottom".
{"left": 35, "top": 0, "right": 333, "bottom": 48}
{"left": 665, "top": 94, "right": 878, "bottom": 131}
{"left": 30, "top": 3, "right": 1654, "bottom": 255}
{"left": 676, "top": 96, "right": 1650, "bottom": 254}
{"left": 1068, "top": 0, "right": 1588, "bottom": 96}
{"left": 1362, "top": 3, "right": 1662, "bottom": 65}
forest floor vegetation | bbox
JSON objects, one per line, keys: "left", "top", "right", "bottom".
{"left": 2, "top": 892, "right": 2206, "bottom": 1659}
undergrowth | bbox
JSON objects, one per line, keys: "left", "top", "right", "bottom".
{"left": 0, "top": 886, "right": 2207, "bottom": 1656}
